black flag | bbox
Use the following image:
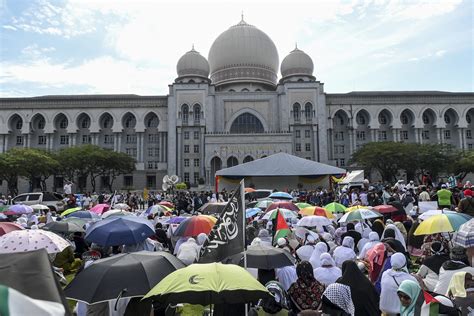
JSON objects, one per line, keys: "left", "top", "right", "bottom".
{"left": 199, "top": 181, "right": 245, "bottom": 263}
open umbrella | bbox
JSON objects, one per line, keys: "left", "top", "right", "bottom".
{"left": 85, "top": 216, "right": 155, "bottom": 246}
{"left": 101, "top": 209, "right": 131, "bottom": 219}
{"left": 159, "top": 201, "right": 175, "bottom": 209}
{"left": 61, "top": 217, "right": 88, "bottom": 228}
{"left": 66, "top": 210, "right": 100, "bottom": 220}
{"left": 5, "top": 204, "right": 33, "bottom": 215}
{"left": 453, "top": 219, "right": 474, "bottom": 248}
{"left": 296, "top": 215, "right": 332, "bottom": 228}
{"left": 324, "top": 202, "right": 347, "bottom": 213}
{"left": 246, "top": 207, "right": 262, "bottom": 219}
{"left": 199, "top": 202, "right": 228, "bottom": 214}
{"left": 266, "top": 201, "right": 299, "bottom": 212}
{"left": 113, "top": 203, "right": 130, "bottom": 210}
{"left": 228, "top": 243, "right": 295, "bottom": 269}
{"left": 244, "top": 187, "right": 256, "bottom": 193}
{"left": 60, "top": 207, "right": 82, "bottom": 217}
{"left": 255, "top": 199, "right": 274, "bottom": 209}
{"left": 173, "top": 216, "right": 215, "bottom": 237}
{"left": 419, "top": 210, "right": 471, "bottom": 221}
{"left": 0, "top": 229, "right": 70, "bottom": 254}
{"left": 143, "top": 262, "right": 270, "bottom": 304}
{"left": 0, "top": 222, "right": 24, "bottom": 236}
{"left": 64, "top": 251, "right": 185, "bottom": 304}
{"left": 268, "top": 192, "right": 293, "bottom": 200}
{"left": 144, "top": 204, "right": 171, "bottom": 216}
{"left": 43, "top": 221, "right": 85, "bottom": 233}
{"left": 30, "top": 204, "right": 51, "bottom": 211}
{"left": 166, "top": 216, "right": 187, "bottom": 224}
{"left": 89, "top": 203, "right": 110, "bottom": 215}
{"left": 345, "top": 205, "right": 367, "bottom": 212}
{"left": 414, "top": 213, "right": 471, "bottom": 236}
{"left": 296, "top": 202, "right": 312, "bottom": 209}
{"left": 299, "top": 206, "right": 335, "bottom": 219}
{"left": 372, "top": 205, "right": 398, "bottom": 214}
{"left": 338, "top": 209, "right": 382, "bottom": 223}
{"left": 260, "top": 208, "right": 297, "bottom": 221}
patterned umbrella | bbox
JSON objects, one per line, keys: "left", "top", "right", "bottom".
{"left": 173, "top": 216, "right": 215, "bottom": 237}
{"left": 296, "top": 215, "right": 332, "bottom": 228}
{"left": 414, "top": 213, "right": 471, "bottom": 235}
{"left": 338, "top": 209, "right": 382, "bottom": 223}
{"left": 344, "top": 205, "right": 367, "bottom": 213}
{"left": 419, "top": 210, "right": 471, "bottom": 221}
{"left": 299, "top": 206, "right": 335, "bottom": 219}
{"left": 0, "top": 222, "right": 24, "bottom": 236}
{"left": 5, "top": 205, "right": 33, "bottom": 216}
{"left": 0, "top": 229, "right": 70, "bottom": 254}
{"left": 145, "top": 205, "right": 171, "bottom": 216}
{"left": 255, "top": 199, "right": 274, "bottom": 209}
{"left": 159, "top": 201, "right": 175, "bottom": 209}
{"left": 89, "top": 204, "right": 110, "bottom": 215}
{"left": 266, "top": 201, "right": 299, "bottom": 212}
{"left": 453, "top": 219, "right": 474, "bottom": 248}
{"left": 324, "top": 202, "right": 347, "bottom": 213}
{"left": 372, "top": 205, "right": 398, "bottom": 214}
{"left": 260, "top": 208, "right": 297, "bottom": 221}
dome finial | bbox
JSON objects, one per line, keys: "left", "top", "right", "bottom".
{"left": 295, "top": 42, "right": 298, "bottom": 49}
{"left": 192, "top": 43, "right": 195, "bottom": 51}
{"left": 241, "top": 10, "right": 244, "bottom": 21}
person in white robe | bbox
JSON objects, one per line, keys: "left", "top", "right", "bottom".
{"left": 356, "top": 227, "right": 372, "bottom": 253}
{"left": 314, "top": 253, "right": 342, "bottom": 286}
{"left": 333, "top": 236, "right": 356, "bottom": 268}
{"left": 381, "top": 223, "right": 407, "bottom": 250}
{"left": 358, "top": 232, "right": 381, "bottom": 260}
{"left": 176, "top": 238, "right": 200, "bottom": 265}
{"left": 276, "top": 265, "right": 298, "bottom": 291}
{"left": 321, "top": 232, "right": 337, "bottom": 254}
{"left": 309, "top": 242, "right": 328, "bottom": 269}
{"left": 296, "top": 234, "right": 316, "bottom": 262}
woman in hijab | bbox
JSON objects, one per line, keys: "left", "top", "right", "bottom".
{"left": 287, "top": 261, "right": 325, "bottom": 313}
{"left": 367, "top": 243, "right": 390, "bottom": 293}
{"left": 358, "top": 231, "right": 381, "bottom": 260}
{"left": 314, "top": 253, "right": 341, "bottom": 286}
{"left": 321, "top": 283, "right": 355, "bottom": 316}
{"left": 337, "top": 260, "right": 380, "bottom": 316}
{"left": 447, "top": 271, "right": 474, "bottom": 315}
{"left": 416, "top": 241, "right": 450, "bottom": 291}
{"left": 334, "top": 226, "right": 347, "bottom": 245}
{"left": 250, "top": 281, "right": 290, "bottom": 316}
{"left": 333, "top": 236, "right": 356, "bottom": 268}
{"left": 407, "top": 220, "right": 424, "bottom": 257}
{"left": 380, "top": 253, "right": 417, "bottom": 315}
{"left": 434, "top": 246, "right": 474, "bottom": 295}
{"left": 381, "top": 223, "right": 407, "bottom": 251}
{"left": 356, "top": 226, "right": 372, "bottom": 254}
{"left": 371, "top": 219, "right": 385, "bottom": 239}
{"left": 309, "top": 242, "right": 328, "bottom": 269}
{"left": 321, "top": 232, "right": 337, "bottom": 253}
{"left": 258, "top": 229, "right": 273, "bottom": 246}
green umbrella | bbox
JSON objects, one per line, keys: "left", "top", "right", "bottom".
{"left": 0, "top": 205, "right": 9, "bottom": 213}
{"left": 143, "top": 262, "right": 270, "bottom": 305}
{"left": 324, "top": 202, "right": 347, "bottom": 213}
{"left": 255, "top": 199, "right": 273, "bottom": 209}
{"left": 296, "top": 202, "right": 312, "bottom": 209}
{"left": 60, "top": 207, "right": 82, "bottom": 217}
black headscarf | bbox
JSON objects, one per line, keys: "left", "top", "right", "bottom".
{"left": 422, "top": 241, "right": 450, "bottom": 274}
{"left": 407, "top": 221, "right": 424, "bottom": 249}
{"left": 371, "top": 220, "right": 385, "bottom": 239}
{"left": 337, "top": 261, "right": 380, "bottom": 316}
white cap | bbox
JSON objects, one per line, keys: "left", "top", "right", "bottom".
{"left": 306, "top": 235, "right": 316, "bottom": 244}
{"left": 441, "top": 184, "right": 447, "bottom": 188}
{"left": 277, "top": 238, "right": 287, "bottom": 246}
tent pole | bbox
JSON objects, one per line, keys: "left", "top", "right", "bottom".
{"left": 241, "top": 179, "right": 248, "bottom": 316}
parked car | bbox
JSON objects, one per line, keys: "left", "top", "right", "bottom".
{"left": 12, "top": 192, "right": 65, "bottom": 212}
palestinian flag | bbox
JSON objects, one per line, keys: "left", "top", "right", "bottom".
{"left": 0, "top": 285, "right": 65, "bottom": 316}
{"left": 273, "top": 209, "right": 290, "bottom": 242}
{"left": 417, "top": 291, "right": 439, "bottom": 316}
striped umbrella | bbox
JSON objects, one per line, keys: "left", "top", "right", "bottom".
{"left": 453, "top": 219, "right": 474, "bottom": 248}
{"left": 324, "top": 202, "right": 347, "bottom": 213}
{"left": 173, "top": 216, "right": 215, "bottom": 237}
{"left": 345, "top": 205, "right": 367, "bottom": 213}
{"left": 338, "top": 209, "right": 382, "bottom": 223}
{"left": 159, "top": 201, "right": 175, "bottom": 209}
{"left": 414, "top": 213, "right": 471, "bottom": 236}
{"left": 261, "top": 208, "right": 297, "bottom": 221}
{"left": 299, "top": 206, "right": 335, "bottom": 219}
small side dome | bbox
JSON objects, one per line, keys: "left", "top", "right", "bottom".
{"left": 280, "top": 46, "right": 314, "bottom": 79}
{"left": 176, "top": 46, "right": 210, "bottom": 79}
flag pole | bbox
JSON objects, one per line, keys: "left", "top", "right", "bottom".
{"left": 240, "top": 179, "right": 248, "bottom": 316}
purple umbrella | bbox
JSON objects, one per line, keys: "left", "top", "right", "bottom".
{"left": 6, "top": 204, "right": 34, "bottom": 215}
{"left": 166, "top": 216, "right": 187, "bottom": 224}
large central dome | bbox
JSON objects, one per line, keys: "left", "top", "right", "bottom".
{"left": 208, "top": 19, "right": 279, "bottom": 87}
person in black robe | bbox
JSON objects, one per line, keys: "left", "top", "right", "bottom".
{"left": 337, "top": 260, "right": 380, "bottom": 316}
{"left": 341, "top": 222, "right": 362, "bottom": 247}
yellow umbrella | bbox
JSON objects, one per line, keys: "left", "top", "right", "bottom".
{"left": 199, "top": 214, "right": 218, "bottom": 224}
{"left": 414, "top": 213, "right": 470, "bottom": 235}
{"left": 299, "top": 206, "right": 335, "bottom": 219}
{"left": 345, "top": 205, "right": 367, "bottom": 213}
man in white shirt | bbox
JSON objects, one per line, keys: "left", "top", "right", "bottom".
{"left": 63, "top": 182, "right": 72, "bottom": 195}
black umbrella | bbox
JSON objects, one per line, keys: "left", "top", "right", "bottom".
{"left": 0, "top": 249, "right": 71, "bottom": 315}
{"left": 64, "top": 251, "right": 185, "bottom": 304}
{"left": 43, "top": 220, "right": 85, "bottom": 233}
{"left": 227, "top": 243, "right": 296, "bottom": 269}
{"left": 199, "top": 202, "right": 227, "bottom": 214}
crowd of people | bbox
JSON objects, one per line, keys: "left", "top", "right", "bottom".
{"left": 1, "top": 177, "right": 473, "bottom": 316}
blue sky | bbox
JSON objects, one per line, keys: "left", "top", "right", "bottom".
{"left": 0, "top": 0, "right": 472, "bottom": 97}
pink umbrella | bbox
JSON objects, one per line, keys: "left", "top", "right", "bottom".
{"left": 0, "top": 222, "right": 24, "bottom": 236}
{"left": 266, "top": 201, "right": 299, "bottom": 212}
{"left": 89, "top": 204, "right": 110, "bottom": 215}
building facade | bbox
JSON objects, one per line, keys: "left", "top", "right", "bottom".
{"left": 1, "top": 18, "right": 473, "bottom": 193}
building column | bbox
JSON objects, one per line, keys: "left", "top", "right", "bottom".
{"left": 458, "top": 128, "right": 465, "bottom": 150}
{"left": 371, "top": 129, "right": 377, "bottom": 142}
{"left": 0, "top": 135, "right": 4, "bottom": 153}
{"left": 113, "top": 133, "right": 119, "bottom": 152}
{"left": 200, "top": 127, "right": 205, "bottom": 177}
{"left": 176, "top": 128, "right": 182, "bottom": 178}
{"left": 348, "top": 129, "right": 354, "bottom": 155}
{"left": 117, "top": 133, "right": 122, "bottom": 153}
{"left": 70, "top": 133, "right": 76, "bottom": 147}
{"left": 393, "top": 128, "right": 399, "bottom": 142}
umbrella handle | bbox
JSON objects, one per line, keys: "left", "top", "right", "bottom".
{"left": 114, "top": 288, "right": 127, "bottom": 311}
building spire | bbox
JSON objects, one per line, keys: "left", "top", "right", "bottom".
{"left": 241, "top": 10, "right": 244, "bottom": 21}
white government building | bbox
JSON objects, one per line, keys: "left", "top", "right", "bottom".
{"left": 1, "top": 18, "right": 473, "bottom": 193}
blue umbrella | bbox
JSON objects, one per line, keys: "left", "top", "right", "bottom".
{"left": 66, "top": 211, "right": 100, "bottom": 220}
{"left": 85, "top": 216, "right": 155, "bottom": 246}
{"left": 268, "top": 192, "right": 293, "bottom": 200}
{"left": 246, "top": 208, "right": 262, "bottom": 219}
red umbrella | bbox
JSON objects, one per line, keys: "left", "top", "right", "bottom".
{"left": 0, "top": 222, "right": 24, "bottom": 236}
{"left": 373, "top": 205, "right": 398, "bottom": 214}
{"left": 90, "top": 204, "right": 110, "bottom": 215}
{"left": 159, "top": 201, "right": 175, "bottom": 209}
{"left": 173, "top": 216, "right": 215, "bottom": 237}
{"left": 266, "top": 201, "right": 299, "bottom": 212}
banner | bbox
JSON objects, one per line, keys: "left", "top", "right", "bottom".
{"left": 199, "top": 180, "right": 245, "bottom": 263}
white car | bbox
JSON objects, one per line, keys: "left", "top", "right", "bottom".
{"left": 12, "top": 192, "right": 65, "bottom": 212}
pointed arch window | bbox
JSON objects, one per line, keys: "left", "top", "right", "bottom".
{"left": 193, "top": 104, "right": 201, "bottom": 123}
{"left": 182, "top": 104, "right": 189, "bottom": 124}
{"left": 230, "top": 113, "right": 264, "bottom": 134}
{"left": 293, "top": 103, "right": 301, "bottom": 121}
{"left": 304, "top": 103, "right": 313, "bottom": 120}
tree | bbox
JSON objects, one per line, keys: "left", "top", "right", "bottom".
{"left": 451, "top": 150, "right": 474, "bottom": 182}
{"left": 0, "top": 150, "right": 24, "bottom": 196}
{"left": 96, "top": 150, "right": 136, "bottom": 192}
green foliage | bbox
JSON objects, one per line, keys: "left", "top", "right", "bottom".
{"left": 350, "top": 142, "right": 466, "bottom": 182}
{"left": 175, "top": 182, "right": 188, "bottom": 190}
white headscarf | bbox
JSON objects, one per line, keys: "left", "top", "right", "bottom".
{"left": 390, "top": 252, "right": 408, "bottom": 273}
{"left": 314, "top": 253, "right": 342, "bottom": 286}
{"left": 381, "top": 224, "right": 407, "bottom": 250}
{"left": 333, "top": 236, "right": 357, "bottom": 268}
{"left": 309, "top": 242, "right": 329, "bottom": 269}
{"left": 276, "top": 265, "right": 298, "bottom": 291}
{"left": 358, "top": 232, "right": 381, "bottom": 260}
